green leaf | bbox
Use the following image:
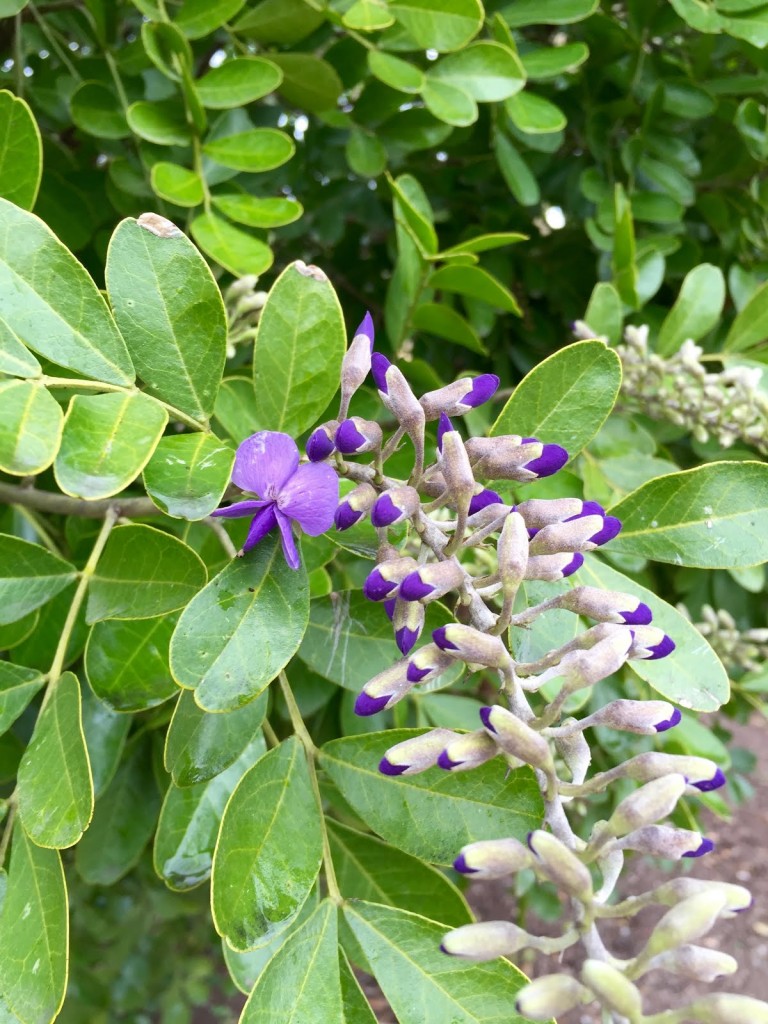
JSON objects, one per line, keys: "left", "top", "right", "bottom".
{"left": 637, "top": 155, "right": 695, "bottom": 206}
{"left": 724, "top": 280, "right": 768, "bottom": 354}
{"left": 339, "top": 949, "right": 379, "bottom": 1023}
{"left": 0, "top": 90, "right": 42, "bottom": 209}
{"left": 367, "top": 51, "right": 425, "bottom": 94}
{"left": 233, "top": 0, "right": 325, "bottom": 44}
{"left": 54, "top": 392, "right": 168, "bottom": 500}
{"left": 343, "top": 902, "right": 532, "bottom": 1023}
{"left": 491, "top": 340, "right": 621, "bottom": 457}
{"left": 203, "top": 128, "right": 294, "bottom": 172}
{"left": 252, "top": 260, "right": 346, "bottom": 436}
{"left": 212, "top": 736, "right": 323, "bottom": 950}
{"left": 429, "top": 265, "right": 521, "bottom": 313}
{"left": 0, "top": 318, "right": 41, "bottom": 378}
{"left": 170, "top": 534, "right": 309, "bottom": 711}
{"left": 196, "top": 57, "right": 282, "bottom": 108}
{"left": 584, "top": 281, "right": 623, "bottom": 343}
{"left": 608, "top": 461, "right": 768, "bottom": 569}
{"left": 173, "top": 0, "right": 247, "bottom": 37}
{"left": 520, "top": 42, "right": 589, "bottom": 79}
{"left": 141, "top": 21, "right": 193, "bottom": 81}
{"left": 0, "top": 824, "right": 67, "bottom": 1024}
{"left": 0, "top": 536, "right": 76, "bottom": 627}
{"left": 142, "top": 433, "right": 234, "bottom": 520}
{"left": 343, "top": 0, "right": 395, "bottom": 30}
{"left": 576, "top": 555, "right": 729, "bottom": 712}
{"left": 223, "top": 895, "right": 320, "bottom": 994}
{"left": 0, "top": 381, "right": 63, "bottom": 476}
{"left": 86, "top": 524, "right": 207, "bottom": 623}
{"left": 346, "top": 129, "right": 388, "bottom": 178}
{"left": 0, "top": 662, "right": 45, "bottom": 735}
{"left": 328, "top": 819, "right": 471, "bottom": 926}
{"left": 412, "top": 303, "right": 486, "bottom": 353}
{"left": 389, "top": 0, "right": 483, "bottom": 52}
{"left": 269, "top": 54, "right": 343, "bottom": 112}
{"left": 190, "top": 212, "right": 273, "bottom": 277}
{"left": 75, "top": 738, "right": 160, "bottom": 885}
{"left": 0, "top": 198, "right": 134, "bottom": 386}
{"left": 389, "top": 173, "right": 438, "bottom": 255}
{"left": 106, "top": 216, "right": 228, "bottom": 421}
{"left": 211, "top": 193, "right": 303, "bottom": 228}
{"left": 154, "top": 735, "right": 264, "bottom": 891}
{"left": 17, "top": 672, "right": 93, "bottom": 849}
{"left": 493, "top": 132, "right": 540, "bottom": 206}
{"left": 440, "top": 232, "right": 527, "bottom": 256}
{"left": 80, "top": 687, "right": 130, "bottom": 797}
{"left": 85, "top": 615, "right": 178, "bottom": 712}
{"left": 150, "top": 163, "right": 204, "bottom": 208}
{"left": 612, "top": 183, "right": 638, "bottom": 308}
{"left": 164, "top": 688, "right": 268, "bottom": 787}
{"left": 214, "top": 375, "right": 261, "bottom": 441}
{"left": 126, "top": 100, "right": 192, "bottom": 146}
{"left": 69, "top": 82, "right": 129, "bottom": 140}
{"left": 502, "top": 0, "right": 598, "bottom": 26}
{"left": 320, "top": 731, "right": 543, "bottom": 864}
{"left": 505, "top": 91, "right": 566, "bottom": 133}
{"left": 420, "top": 693, "right": 487, "bottom": 730}
{"left": 0, "top": 610, "right": 39, "bottom": 652}
{"left": 422, "top": 78, "right": 478, "bottom": 127}
{"left": 431, "top": 41, "right": 525, "bottom": 101}
{"left": 656, "top": 264, "right": 725, "bottom": 356}
{"left": 237, "top": 903, "right": 340, "bottom": 1022}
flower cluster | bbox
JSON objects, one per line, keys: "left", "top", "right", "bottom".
{"left": 223, "top": 275, "right": 268, "bottom": 359}
{"left": 684, "top": 603, "right": 768, "bottom": 676}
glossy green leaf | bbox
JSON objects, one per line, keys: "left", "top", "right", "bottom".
{"left": 0, "top": 610, "right": 39, "bottom": 652}
{"left": 85, "top": 615, "right": 178, "bottom": 712}
{"left": 173, "top": 0, "right": 247, "bottom": 36}
{"left": 0, "top": 199, "right": 134, "bottom": 385}
{"left": 343, "top": 0, "right": 394, "bottom": 29}
{"left": 637, "top": 155, "right": 695, "bottom": 206}
{"left": 339, "top": 950, "right": 379, "bottom": 1024}
{"left": 389, "top": 0, "right": 483, "bottom": 51}
{"left": 0, "top": 536, "right": 76, "bottom": 627}
{"left": 431, "top": 41, "right": 525, "bottom": 101}
{"left": 493, "top": 132, "right": 540, "bottom": 206}
{"left": 429, "top": 265, "right": 521, "bottom": 313}
{"left": 440, "top": 232, "right": 527, "bottom": 256}
{"left": 251, "top": 260, "right": 346, "bottom": 436}
{"left": 390, "top": 173, "right": 438, "bottom": 255}
{"left": 269, "top": 54, "right": 343, "bottom": 112}
{"left": 656, "top": 263, "right": 725, "bottom": 356}
{"left": 321, "top": 731, "right": 543, "bottom": 864}
{"left": 164, "top": 688, "right": 268, "bottom": 787}
{"left": 86, "top": 524, "right": 207, "bottom": 623}
{"left": 233, "top": 0, "right": 325, "bottom": 43}
{"left": 0, "top": 90, "right": 42, "bottom": 210}
{"left": 239, "top": 901, "right": 341, "bottom": 1022}
{"left": 724, "top": 280, "right": 768, "bottom": 353}
{"left": 203, "top": 128, "right": 294, "bottom": 172}
{"left": 584, "top": 281, "right": 623, "bottom": 343}
{"left": 367, "top": 51, "right": 425, "bottom": 93}
{"left": 54, "top": 391, "right": 167, "bottom": 500}
{"left": 212, "top": 737, "right": 323, "bottom": 950}
{"left": 0, "top": 318, "right": 41, "bottom": 378}
{"left": 520, "top": 42, "right": 589, "bottom": 79}
{"left": 126, "top": 101, "right": 192, "bottom": 145}
{"left": 143, "top": 433, "right": 234, "bottom": 520}
{"left": 422, "top": 78, "right": 478, "bottom": 127}
{"left": 154, "top": 735, "right": 265, "bottom": 891}
{"left": 213, "top": 375, "right": 261, "bottom": 441}
{"left": 69, "top": 82, "right": 129, "bottom": 139}
{"left": 492, "top": 340, "right": 620, "bottom": 457}
{"left": 344, "top": 902, "right": 532, "bottom": 1023}
{"left": 576, "top": 556, "right": 729, "bottom": 711}
{"left": 211, "top": 193, "right": 303, "bottom": 228}
{"left": 75, "top": 738, "right": 160, "bottom": 885}
{"left": 150, "top": 162, "right": 205, "bottom": 208}
{"left": 107, "top": 216, "right": 228, "bottom": 421}
{"left": 17, "top": 672, "right": 93, "bottom": 849}
{"left": 170, "top": 534, "right": 309, "bottom": 711}
{"left": 612, "top": 183, "right": 638, "bottom": 307}
{"left": 0, "top": 662, "right": 45, "bottom": 735}
{"left": 223, "top": 895, "right": 320, "bottom": 994}
{"left": 328, "top": 819, "right": 471, "bottom": 925}
{"left": 608, "top": 461, "right": 768, "bottom": 569}
{"left": 0, "top": 380, "right": 63, "bottom": 476}
{"left": 412, "top": 303, "right": 486, "bottom": 353}
{"left": 506, "top": 91, "right": 566, "bottom": 133}
{"left": 0, "top": 824, "right": 67, "bottom": 1024}
{"left": 346, "top": 129, "right": 388, "bottom": 177}
{"left": 190, "top": 212, "right": 274, "bottom": 277}
{"left": 196, "top": 57, "right": 282, "bottom": 108}
{"left": 141, "top": 20, "right": 192, "bottom": 81}
{"left": 80, "top": 687, "right": 130, "bottom": 797}
{"left": 502, "top": 0, "right": 599, "bottom": 26}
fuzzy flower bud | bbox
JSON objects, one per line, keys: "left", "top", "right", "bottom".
{"left": 653, "top": 945, "right": 737, "bottom": 983}
{"left": 654, "top": 878, "right": 753, "bottom": 916}
{"left": 406, "top": 643, "right": 455, "bottom": 683}
{"left": 392, "top": 599, "right": 425, "bottom": 655}
{"left": 608, "top": 774, "right": 687, "bottom": 835}
{"left": 528, "top": 515, "right": 616, "bottom": 555}
{"left": 516, "top": 497, "right": 602, "bottom": 529}
{"left": 371, "top": 486, "right": 420, "bottom": 528}
{"left": 339, "top": 312, "right": 374, "bottom": 417}
{"left": 514, "top": 975, "right": 589, "bottom": 1021}
{"left": 334, "top": 482, "right": 377, "bottom": 530}
{"left": 535, "top": 628, "right": 632, "bottom": 693}
{"left": 335, "top": 417, "right": 383, "bottom": 455}
{"left": 433, "top": 625, "right": 511, "bottom": 669}
{"left": 306, "top": 420, "right": 338, "bottom": 462}
{"left": 616, "top": 825, "right": 713, "bottom": 859}
{"left": 558, "top": 586, "right": 653, "bottom": 625}
{"left": 437, "top": 413, "right": 475, "bottom": 495}
{"left": 437, "top": 730, "right": 498, "bottom": 771}
{"left": 399, "top": 560, "right": 465, "bottom": 603}
{"left": 480, "top": 705, "right": 553, "bottom": 771}
{"left": 524, "top": 552, "right": 584, "bottom": 581}
{"left": 497, "top": 511, "right": 528, "bottom": 591}
{"left": 363, "top": 556, "right": 418, "bottom": 601}
{"left": 580, "top": 699, "right": 681, "bottom": 735}
{"left": 527, "top": 830, "right": 592, "bottom": 900}
{"left": 465, "top": 436, "right": 568, "bottom": 481}
{"left": 628, "top": 625, "right": 676, "bottom": 660}
{"left": 441, "top": 921, "right": 539, "bottom": 961}
{"left": 555, "top": 728, "right": 591, "bottom": 785}
{"left": 581, "top": 960, "right": 642, "bottom": 1020}
{"left": 354, "top": 662, "right": 412, "bottom": 716}
{"left": 680, "top": 994, "right": 768, "bottom": 1023}
{"left": 619, "top": 752, "right": 725, "bottom": 791}
{"left": 420, "top": 374, "right": 500, "bottom": 420}
{"left": 453, "top": 837, "right": 533, "bottom": 879}
{"left": 378, "top": 728, "right": 457, "bottom": 776}
{"left": 643, "top": 891, "right": 729, "bottom": 958}
{"left": 371, "top": 353, "right": 425, "bottom": 434}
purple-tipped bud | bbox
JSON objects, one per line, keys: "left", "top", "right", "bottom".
{"left": 437, "top": 730, "right": 498, "bottom": 772}
{"left": 433, "top": 625, "right": 458, "bottom": 651}
{"left": 406, "top": 642, "right": 455, "bottom": 683}
{"left": 335, "top": 417, "right": 383, "bottom": 455}
{"left": 355, "top": 662, "right": 413, "bottom": 716}
{"left": 334, "top": 482, "right": 377, "bottom": 531}
{"left": 378, "top": 728, "right": 457, "bottom": 776}
{"left": 306, "top": 422, "right": 337, "bottom": 461}
{"left": 516, "top": 497, "right": 599, "bottom": 528}
{"left": 524, "top": 552, "right": 584, "bottom": 581}
{"left": 523, "top": 443, "right": 569, "bottom": 478}
{"left": 653, "top": 946, "right": 737, "bottom": 984}
{"left": 528, "top": 515, "right": 606, "bottom": 556}
{"left": 608, "top": 774, "right": 687, "bottom": 836}
{"left": 588, "top": 515, "right": 622, "bottom": 546}
{"left": 617, "top": 825, "right": 713, "bottom": 860}
{"left": 452, "top": 837, "right": 532, "bottom": 879}
{"left": 357, "top": 311, "right": 374, "bottom": 351}
{"left": 684, "top": 837, "right": 715, "bottom": 858}
{"left": 580, "top": 699, "right": 681, "bottom": 737}
{"left": 559, "top": 586, "right": 653, "bottom": 626}
{"left": 355, "top": 692, "right": 392, "bottom": 716}
{"left": 420, "top": 375, "right": 500, "bottom": 420}
{"left": 339, "top": 313, "right": 376, "bottom": 417}
{"left": 371, "top": 486, "right": 419, "bottom": 528}
{"left": 378, "top": 757, "right": 408, "bottom": 775}
{"left": 453, "top": 853, "right": 477, "bottom": 874}
{"left": 654, "top": 878, "right": 752, "bottom": 916}
{"left": 481, "top": 705, "right": 553, "bottom": 770}
{"left": 692, "top": 766, "right": 726, "bottom": 792}
{"left": 629, "top": 626, "right": 676, "bottom": 660}
{"left": 533, "top": 628, "right": 632, "bottom": 694}
{"left": 393, "top": 599, "right": 425, "bottom": 655}
{"left": 334, "top": 501, "right": 363, "bottom": 531}
{"left": 615, "top": 752, "right": 724, "bottom": 791}
{"left": 363, "top": 556, "right": 418, "bottom": 602}
{"left": 434, "top": 625, "right": 511, "bottom": 669}
{"left": 469, "top": 489, "right": 503, "bottom": 516}
{"left": 399, "top": 560, "right": 464, "bottom": 604}
{"left": 463, "top": 373, "right": 499, "bottom": 408}
{"left": 656, "top": 707, "right": 682, "bottom": 731}
{"left": 400, "top": 572, "right": 435, "bottom": 602}
{"left": 370, "top": 352, "right": 391, "bottom": 393}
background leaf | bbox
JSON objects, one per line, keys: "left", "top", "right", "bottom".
{"left": 85, "top": 615, "right": 178, "bottom": 712}
{"left": 0, "top": 381, "right": 63, "bottom": 476}
{"left": 0, "top": 536, "right": 76, "bottom": 627}
{"left": 656, "top": 263, "right": 726, "bottom": 356}
{"left": 0, "top": 90, "right": 42, "bottom": 210}
{"left": 142, "top": 433, "right": 234, "bottom": 520}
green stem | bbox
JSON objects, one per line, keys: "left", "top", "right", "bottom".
{"left": 192, "top": 135, "right": 212, "bottom": 213}
{"left": 104, "top": 49, "right": 130, "bottom": 111}
{"left": 41, "top": 376, "right": 208, "bottom": 431}
{"left": 278, "top": 672, "right": 342, "bottom": 905}
{"left": 262, "top": 718, "right": 279, "bottom": 748}
{"left": 28, "top": 2, "right": 81, "bottom": 79}
{"left": 0, "top": 802, "right": 16, "bottom": 869}
{"left": 13, "top": 505, "right": 63, "bottom": 555}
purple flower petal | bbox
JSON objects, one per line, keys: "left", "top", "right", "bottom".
{"left": 379, "top": 756, "right": 408, "bottom": 776}
{"left": 371, "top": 352, "right": 391, "bottom": 393}
{"left": 621, "top": 603, "right": 653, "bottom": 626}
{"left": 578, "top": 501, "right": 605, "bottom": 518}
{"left": 396, "top": 625, "right": 420, "bottom": 656}
{"left": 523, "top": 443, "right": 569, "bottom": 478}
{"left": 335, "top": 420, "right": 369, "bottom": 454}
{"left": 479, "top": 706, "right": 495, "bottom": 732}
{"left": 277, "top": 462, "right": 339, "bottom": 535}
{"left": 453, "top": 853, "right": 478, "bottom": 875}
{"left": 463, "top": 374, "right": 499, "bottom": 409}
{"left": 407, "top": 662, "right": 431, "bottom": 683}
{"left": 692, "top": 767, "right": 726, "bottom": 793}
{"left": 384, "top": 598, "right": 397, "bottom": 621}
{"left": 400, "top": 572, "right": 435, "bottom": 601}
{"left": 437, "top": 412, "right": 453, "bottom": 453}
{"left": 232, "top": 431, "right": 299, "bottom": 496}
{"left": 562, "top": 552, "right": 584, "bottom": 577}
{"left": 355, "top": 692, "right": 391, "bottom": 716}
{"left": 437, "top": 750, "right": 461, "bottom": 770}
{"left": 306, "top": 427, "right": 335, "bottom": 462}
{"left": 371, "top": 494, "right": 401, "bottom": 527}
{"left": 335, "top": 501, "right": 363, "bottom": 531}
{"left": 683, "top": 838, "right": 715, "bottom": 858}
{"left": 363, "top": 568, "right": 397, "bottom": 601}
{"left": 211, "top": 499, "right": 270, "bottom": 519}
{"left": 589, "top": 515, "right": 622, "bottom": 546}
{"left": 647, "top": 634, "right": 675, "bottom": 660}
{"left": 356, "top": 311, "right": 375, "bottom": 352}
{"left": 275, "top": 509, "right": 300, "bottom": 569}
{"left": 654, "top": 707, "right": 682, "bottom": 732}
{"left": 241, "top": 504, "right": 278, "bottom": 553}
{"left": 433, "top": 626, "right": 459, "bottom": 651}
{"left": 469, "top": 489, "right": 503, "bottom": 516}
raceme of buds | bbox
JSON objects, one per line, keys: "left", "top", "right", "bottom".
{"left": 378, "top": 729, "right": 457, "bottom": 776}
{"left": 334, "top": 482, "right": 377, "bottom": 530}
{"left": 419, "top": 374, "right": 500, "bottom": 420}
{"left": 453, "top": 838, "right": 533, "bottom": 879}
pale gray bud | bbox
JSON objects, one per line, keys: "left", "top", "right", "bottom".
{"left": 580, "top": 699, "right": 681, "bottom": 735}
{"left": 619, "top": 751, "right": 724, "bottom": 791}
{"left": 643, "top": 891, "right": 729, "bottom": 958}
{"left": 524, "top": 552, "right": 584, "bottom": 581}
{"left": 497, "top": 511, "right": 528, "bottom": 591}
{"left": 528, "top": 830, "right": 592, "bottom": 900}
{"left": 581, "top": 960, "right": 642, "bottom": 1020}
{"left": 340, "top": 323, "right": 374, "bottom": 417}
{"left": 453, "top": 837, "right": 533, "bottom": 879}
{"left": 528, "top": 515, "right": 604, "bottom": 555}
{"left": 514, "top": 974, "right": 589, "bottom": 1021}
{"left": 608, "top": 774, "right": 687, "bottom": 835}
{"left": 441, "top": 921, "right": 538, "bottom": 961}
{"left": 652, "top": 944, "right": 737, "bottom": 982}
{"left": 616, "top": 824, "right": 713, "bottom": 860}
{"left": 558, "top": 585, "right": 653, "bottom": 626}
{"left": 516, "top": 497, "right": 587, "bottom": 528}
{"left": 555, "top": 727, "right": 591, "bottom": 785}
{"left": 536, "top": 628, "right": 632, "bottom": 692}
{"left": 434, "top": 625, "right": 512, "bottom": 670}
{"left": 654, "top": 878, "right": 752, "bottom": 916}
{"left": 678, "top": 994, "right": 768, "bottom": 1023}
{"left": 379, "top": 728, "right": 457, "bottom": 776}
{"left": 438, "top": 730, "right": 498, "bottom": 772}
{"left": 481, "top": 705, "right": 553, "bottom": 771}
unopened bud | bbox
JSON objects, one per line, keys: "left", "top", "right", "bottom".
{"left": 681, "top": 994, "right": 768, "bottom": 1023}
{"left": 335, "top": 417, "right": 383, "bottom": 455}
{"left": 399, "top": 560, "right": 465, "bottom": 603}
{"left": 438, "top": 729, "right": 498, "bottom": 771}
{"left": 354, "top": 662, "right": 412, "bottom": 716}
{"left": 406, "top": 643, "right": 455, "bottom": 683}
{"left": 628, "top": 625, "right": 676, "bottom": 660}
{"left": 581, "top": 960, "right": 641, "bottom": 1019}
{"left": 643, "top": 891, "right": 729, "bottom": 957}
{"left": 528, "top": 515, "right": 608, "bottom": 555}
{"left": 497, "top": 511, "right": 528, "bottom": 590}
{"left": 434, "top": 625, "right": 511, "bottom": 669}
{"left": 616, "top": 825, "right": 713, "bottom": 859}
{"left": 335, "top": 482, "right": 377, "bottom": 530}
{"left": 379, "top": 728, "right": 457, "bottom": 776}
{"left": 514, "top": 974, "right": 589, "bottom": 1021}
{"left": 363, "top": 556, "right": 418, "bottom": 601}
{"left": 516, "top": 498, "right": 601, "bottom": 529}
{"left": 437, "top": 413, "right": 475, "bottom": 504}
{"left": 371, "top": 486, "right": 420, "bottom": 528}
{"left": 441, "top": 921, "right": 537, "bottom": 961}
{"left": 371, "top": 353, "right": 425, "bottom": 434}
{"left": 655, "top": 878, "right": 752, "bottom": 916}
{"left": 420, "top": 374, "right": 499, "bottom": 419}
{"left": 581, "top": 699, "right": 681, "bottom": 735}
{"left": 453, "top": 837, "right": 533, "bottom": 879}
{"left": 608, "top": 774, "right": 687, "bottom": 835}
{"left": 466, "top": 436, "right": 568, "bottom": 481}
{"left": 559, "top": 586, "right": 653, "bottom": 626}
{"left": 537, "top": 629, "right": 632, "bottom": 692}
{"left": 306, "top": 420, "right": 338, "bottom": 462}
{"left": 481, "top": 705, "right": 553, "bottom": 771}
{"left": 524, "top": 552, "right": 584, "bottom": 580}
{"left": 653, "top": 945, "right": 737, "bottom": 982}
{"left": 392, "top": 599, "right": 424, "bottom": 655}
{"left": 339, "top": 312, "right": 374, "bottom": 416}
{"left": 528, "top": 831, "right": 592, "bottom": 900}
{"left": 620, "top": 752, "right": 725, "bottom": 792}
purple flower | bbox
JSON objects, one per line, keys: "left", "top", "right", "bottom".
{"left": 469, "top": 489, "right": 503, "bottom": 516}
{"left": 212, "top": 431, "right": 338, "bottom": 570}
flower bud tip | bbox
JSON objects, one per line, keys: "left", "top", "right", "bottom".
{"left": 589, "top": 515, "right": 622, "bottom": 546}
{"left": 371, "top": 352, "right": 391, "bottom": 393}
{"left": 464, "top": 374, "right": 499, "bottom": 408}
{"left": 378, "top": 756, "right": 408, "bottom": 776}
{"left": 562, "top": 552, "right": 584, "bottom": 577}
{"left": 400, "top": 572, "right": 434, "bottom": 601}
{"left": 692, "top": 767, "right": 726, "bottom": 792}
{"left": 469, "top": 489, "right": 503, "bottom": 516}
{"left": 355, "top": 693, "right": 391, "bottom": 716}
{"left": 437, "top": 750, "right": 461, "bottom": 770}
{"left": 655, "top": 707, "right": 682, "bottom": 732}
{"left": 306, "top": 427, "right": 336, "bottom": 462}
{"left": 649, "top": 634, "right": 676, "bottom": 659}
{"left": 621, "top": 602, "right": 653, "bottom": 625}
{"left": 524, "top": 443, "right": 569, "bottom": 478}
{"left": 433, "top": 626, "right": 459, "bottom": 651}
{"left": 396, "top": 626, "right": 419, "bottom": 656}
{"left": 334, "top": 502, "right": 362, "bottom": 531}
{"left": 371, "top": 494, "right": 400, "bottom": 527}
{"left": 684, "top": 838, "right": 715, "bottom": 858}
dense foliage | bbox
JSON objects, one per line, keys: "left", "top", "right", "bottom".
{"left": 0, "top": 0, "right": 767, "bottom": 1021}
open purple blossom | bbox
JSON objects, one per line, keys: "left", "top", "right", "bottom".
{"left": 211, "top": 431, "right": 338, "bottom": 570}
